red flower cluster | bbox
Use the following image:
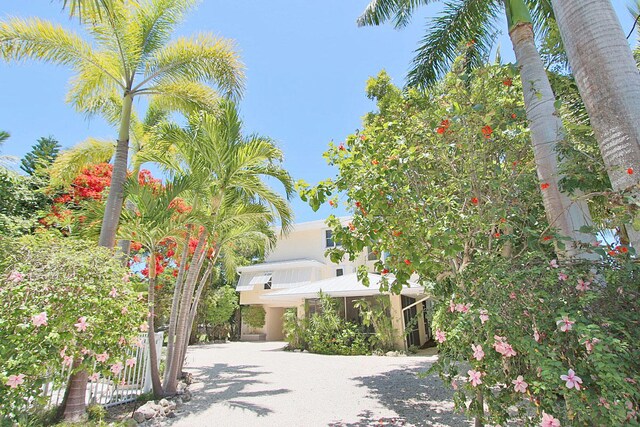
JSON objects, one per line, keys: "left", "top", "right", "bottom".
{"left": 437, "top": 119, "right": 451, "bottom": 135}
{"left": 502, "top": 78, "right": 513, "bottom": 87}
{"left": 540, "top": 183, "right": 550, "bottom": 190}
{"left": 609, "top": 245, "right": 629, "bottom": 256}
{"left": 72, "top": 163, "right": 113, "bottom": 200}
{"left": 168, "top": 197, "right": 192, "bottom": 214}
{"left": 481, "top": 126, "right": 493, "bottom": 138}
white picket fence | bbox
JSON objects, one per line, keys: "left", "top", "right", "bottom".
{"left": 43, "top": 332, "right": 163, "bottom": 408}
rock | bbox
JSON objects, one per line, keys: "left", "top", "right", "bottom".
{"left": 158, "top": 398, "right": 170, "bottom": 407}
{"left": 181, "top": 389, "right": 192, "bottom": 402}
{"left": 134, "top": 402, "right": 163, "bottom": 422}
{"left": 132, "top": 411, "right": 147, "bottom": 424}
{"left": 166, "top": 412, "right": 177, "bottom": 419}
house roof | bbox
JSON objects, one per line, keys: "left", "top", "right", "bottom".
{"left": 235, "top": 265, "right": 317, "bottom": 291}
{"left": 237, "top": 259, "right": 325, "bottom": 273}
{"left": 261, "top": 273, "right": 425, "bottom": 301}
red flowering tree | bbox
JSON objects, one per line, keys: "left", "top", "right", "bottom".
{"left": 299, "top": 67, "right": 639, "bottom": 425}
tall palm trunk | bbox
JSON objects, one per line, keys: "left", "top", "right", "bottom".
{"left": 164, "top": 229, "right": 207, "bottom": 394}
{"left": 146, "top": 253, "right": 164, "bottom": 397}
{"left": 163, "top": 228, "right": 192, "bottom": 385}
{"left": 99, "top": 93, "right": 133, "bottom": 248}
{"left": 177, "top": 261, "right": 215, "bottom": 376}
{"left": 551, "top": 0, "right": 640, "bottom": 248}
{"left": 506, "top": 0, "right": 596, "bottom": 257}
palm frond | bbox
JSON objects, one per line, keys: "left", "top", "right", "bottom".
{"left": 407, "top": 0, "right": 500, "bottom": 89}
{"left": 48, "top": 138, "right": 115, "bottom": 188}
{"left": 358, "top": 0, "right": 437, "bottom": 28}
{"left": 137, "top": 34, "right": 245, "bottom": 99}
{"left": 141, "top": 80, "right": 222, "bottom": 115}
{"left": 0, "top": 17, "right": 124, "bottom": 88}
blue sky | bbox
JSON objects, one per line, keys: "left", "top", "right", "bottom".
{"left": 0, "top": 1, "right": 637, "bottom": 223}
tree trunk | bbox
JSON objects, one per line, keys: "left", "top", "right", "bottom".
{"left": 163, "top": 227, "right": 191, "bottom": 385}
{"left": 59, "top": 358, "right": 88, "bottom": 422}
{"left": 177, "top": 262, "right": 214, "bottom": 376}
{"left": 98, "top": 93, "right": 133, "bottom": 248}
{"left": 147, "top": 253, "right": 164, "bottom": 398}
{"left": 164, "top": 229, "right": 207, "bottom": 394}
{"left": 508, "top": 19, "right": 597, "bottom": 257}
{"left": 551, "top": 0, "right": 640, "bottom": 248}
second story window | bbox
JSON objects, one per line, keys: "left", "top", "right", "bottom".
{"left": 325, "top": 229, "right": 335, "bottom": 248}
{"left": 336, "top": 268, "right": 344, "bottom": 277}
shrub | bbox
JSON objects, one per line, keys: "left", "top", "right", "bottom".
{"left": 431, "top": 254, "right": 640, "bottom": 426}
{"left": 242, "top": 305, "right": 266, "bottom": 330}
{"left": 0, "top": 234, "right": 146, "bottom": 421}
{"left": 283, "top": 308, "right": 306, "bottom": 350}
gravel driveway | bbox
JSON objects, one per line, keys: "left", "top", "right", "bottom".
{"left": 159, "top": 341, "right": 470, "bottom": 427}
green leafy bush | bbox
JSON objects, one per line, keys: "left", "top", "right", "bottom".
{"left": 283, "top": 308, "right": 306, "bottom": 350}
{"left": 0, "top": 234, "right": 146, "bottom": 421}
{"left": 242, "top": 305, "right": 266, "bottom": 330}
{"left": 432, "top": 254, "right": 640, "bottom": 426}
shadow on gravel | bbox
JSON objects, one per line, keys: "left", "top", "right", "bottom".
{"left": 348, "top": 366, "right": 471, "bottom": 427}
{"left": 164, "top": 363, "right": 291, "bottom": 423}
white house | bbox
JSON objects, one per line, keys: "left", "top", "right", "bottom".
{"left": 235, "top": 219, "right": 433, "bottom": 350}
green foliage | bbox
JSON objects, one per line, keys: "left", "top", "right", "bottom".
{"left": 282, "top": 308, "right": 306, "bottom": 350}
{"left": 303, "top": 295, "right": 370, "bottom": 356}
{"left": 300, "top": 64, "right": 548, "bottom": 290}
{"left": 354, "top": 296, "right": 395, "bottom": 352}
{"left": 86, "top": 403, "right": 106, "bottom": 422}
{"left": 0, "top": 170, "right": 52, "bottom": 237}
{"left": 242, "top": 305, "right": 266, "bottom": 329}
{"left": 431, "top": 255, "right": 640, "bottom": 426}
{"left": 204, "top": 286, "right": 239, "bottom": 327}
{"left": 20, "top": 136, "right": 61, "bottom": 176}
{"left": 0, "top": 234, "right": 146, "bottom": 420}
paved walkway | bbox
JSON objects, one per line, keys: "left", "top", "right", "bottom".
{"left": 160, "top": 341, "right": 469, "bottom": 427}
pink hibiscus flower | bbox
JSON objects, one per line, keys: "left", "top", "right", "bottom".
{"left": 471, "top": 344, "right": 484, "bottom": 361}
{"left": 6, "top": 373, "right": 25, "bottom": 389}
{"left": 540, "top": 412, "right": 561, "bottom": 427}
{"left": 110, "top": 362, "right": 124, "bottom": 376}
{"left": 478, "top": 310, "right": 489, "bottom": 324}
{"left": 576, "top": 279, "right": 590, "bottom": 292}
{"left": 109, "top": 287, "right": 118, "bottom": 298}
{"left": 140, "top": 322, "right": 149, "bottom": 332}
{"left": 8, "top": 271, "right": 24, "bottom": 283}
{"left": 467, "top": 370, "right": 483, "bottom": 387}
{"left": 88, "top": 372, "right": 100, "bottom": 382}
{"left": 558, "top": 272, "right": 568, "bottom": 281}
{"left": 560, "top": 369, "right": 583, "bottom": 390}
{"left": 31, "top": 311, "right": 48, "bottom": 327}
{"left": 435, "top": 329, "right": 446, "bottom": 343}
{"left": 549, "top": 259, "right": 559, "bottom": 269}
{"left": 512, "top": 375, "right": 528, "bottom": 393}
{"left": 126, "top": 358, "right": 136, "bottom": 368}
{"left": 556, "top": 316, "right": 575, "bottom": 332}
{"left": 95, "top": 352, "right": 109, "bottom": 363}
{"left": 74, "top": 316, "right": 88, "bottom": 332}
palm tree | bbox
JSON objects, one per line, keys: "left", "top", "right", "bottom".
{"left": 149, "top": 102, "right": 294, "bottom": 393}
{"left": 358, "top": 0, "right": 597, "bottom": 257}
{"left": 118, "top": 173, "right": 199, "bottom": 397}
{"left": 550, "top": 0, "right": 640, "bottom": 247}
{"left": 0, "top": 0, "right": 245, "bottom": 249}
